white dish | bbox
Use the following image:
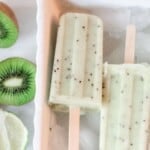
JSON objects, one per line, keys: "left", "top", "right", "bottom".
{"left": 35, "top": 0, "right": 150, "bottom": 150}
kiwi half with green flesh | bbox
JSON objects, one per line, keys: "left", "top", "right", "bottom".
{"left": 0, "top": 2, "right": 19, "bottom": 48}
{"left": 0, "top": 57, "right": 36, "bottom": 105}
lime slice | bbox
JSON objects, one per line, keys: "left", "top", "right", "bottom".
{"left": 0, "top": 109, "right": 28, "bottom": 150}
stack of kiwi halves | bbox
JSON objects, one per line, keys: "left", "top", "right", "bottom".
{"left": 0, "top": 2, "right": 36, "bottom": 106}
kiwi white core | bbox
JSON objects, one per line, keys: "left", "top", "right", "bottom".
{"left": 4, "top": 78, "right": 23, "bottom": 87}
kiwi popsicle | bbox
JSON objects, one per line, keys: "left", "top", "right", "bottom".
{"left": 49, "top": 13, "right": 103, "bottom": 112}
{"left": 101, "top": 64, "right": 150, "bottom": 150}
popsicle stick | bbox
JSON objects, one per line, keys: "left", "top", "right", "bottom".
{"left": 123, "top": 25, "right": 136, "bottom": 148}
{"left": 124, "top": 25, "right": 136, "bottom": 63}
{"left": 68, "top": 107, "right": 80, "bottom": 150}
{"left": 68, "top": 13, "right": 88, "bottom": 150}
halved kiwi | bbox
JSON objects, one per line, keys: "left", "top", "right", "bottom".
{"left": 0, "top": 2, "right": 19, "bottom": 48}
{"left": 0, "top": 57, "right": 36, "bottom": 105}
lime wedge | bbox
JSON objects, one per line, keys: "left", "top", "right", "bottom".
{"left": 0, "top": 109, "right": 28, "bottom": 150}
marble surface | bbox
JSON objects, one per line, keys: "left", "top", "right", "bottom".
{"left": 0, "top": 0, "right": 37, "bottom": 150}
{"left": 70, "top": 0, "right": 150, "bottom": 7}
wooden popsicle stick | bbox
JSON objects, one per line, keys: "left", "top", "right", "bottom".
{"left": 68, "top": 107, "right": 80, "bottom": 150}
{"left": 124, "top": 25, "right": 136, "bottom": 63}
{"left": 123, "top": 25, "right": 136, "bottom": 149}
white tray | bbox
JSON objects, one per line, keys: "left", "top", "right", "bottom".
{"left": 35, "top": 0, "right": 150, "bottom": 150}
{"left": 2, "top": 0, "right": 150, "bottom": 150}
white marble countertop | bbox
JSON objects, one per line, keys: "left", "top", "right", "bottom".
{"left": 0, "top": 1, "right": 37, "bottom": 150}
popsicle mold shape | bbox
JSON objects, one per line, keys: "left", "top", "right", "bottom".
{"left": 101, "top": 63, "right": 150, "bottom": 150}
{"left": 49, "top": 12, "right": 103, "bottom": 112}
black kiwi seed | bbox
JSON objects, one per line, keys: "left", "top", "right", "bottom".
{"left": 0, "top": 57, "right": 36, "bottom": 105}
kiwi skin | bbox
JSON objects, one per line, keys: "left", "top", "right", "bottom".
{"left": 0, "top": 2, "right": 18, "bottom": 29}
{"left": 0, "top": 57, "right": 36, "bottom": 106}
{"left": 0, "top": 2, "right": 19, "bottom": 48}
